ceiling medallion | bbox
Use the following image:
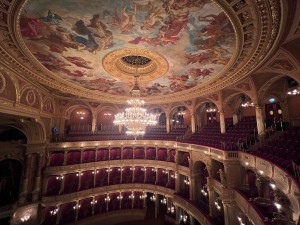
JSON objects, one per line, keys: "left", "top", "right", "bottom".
{"left": 103, "top": 48, "right": 168, "bottom": 82}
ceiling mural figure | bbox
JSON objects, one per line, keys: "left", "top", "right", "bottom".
{"left": 20, "top": 0, "right": 235, "bottom": 97}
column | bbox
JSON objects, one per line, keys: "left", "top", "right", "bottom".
{"left": 80, "top": 149, "right": 83, "bottom": 164}
{"left": 59, "top": 174, "right": 65, "bottom": 194}
{"left": 118, "top": 170, "right": 122, "bottom": 185}
{"left": 155, "top": 147, "right": 158, "bottom": 160}
{"left": 144, "top": 168, "right": 147, "bottom": 183}
{"left": 32, "top": 153, "right": 45, "bottom": 201}
{"left": 93, "top": 170, "right": 97, "bottom": 187}
{"left": 255, "top": 104, "right": 265, "bottom": 137}
{"left": 223, "top": 162, "right": 242, "bottom": 188}
{"left": 191, "top": 113, "right": 196, "bottom": 133}
{"left": 207, "top": 177, "right": 217, "bottom": 217}
{"left": 175, "top": 172, "right": 180, "bottom": 193}
{"left": 154, "top": 194, "right": 159, "bottom": 218}
{"left": 190, "top": 215, "right": 195, "bottom": 225}
{"left": 56, "top": 205, "right": 62, "bottom": 225}
{"left": 189, "top": 175, "right": 196, "bottom": 201}
{"left": 166, "top": 116, "right": 170, "bottom": 133}
{"left": 92, "top": 116, "right": 97, "bottom": 133}
{"left": 63, "top": 150, "right": 67, "bottom": 165}
{"left": 175, "top": 205, "right": 180, "bottom": 225}
{"left": 219, "top": 110, "right": 226, "bottom": 134}
{"left": 118, "top": 125, "right": 122, "bottom": 133}
{"left": 280, "top": 100, "right": 290, "bottom": 125}
{"left": 132, "top": 167, "right": 135, "bottom": 183}
{"left": 78, "top": 172, "right": 82, "bottom": 191}
{"left": 222, "top": 200, "right": 239, "bottom": 225}
{"left": 155, "top": 168, "right": 158, "bottom": 184}
{"left": 233, "top": 113, "right": 239, "bottom": 125}
{"left": 19, "top": 153, "right": 32, "bottom": 204}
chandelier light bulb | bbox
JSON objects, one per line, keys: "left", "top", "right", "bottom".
{"left": 113, "top": 75, "right": 157, "bottom": 138}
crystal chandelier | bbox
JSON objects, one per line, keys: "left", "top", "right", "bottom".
{"left": 113, "top": 75, "right": 157, "bottom": 138}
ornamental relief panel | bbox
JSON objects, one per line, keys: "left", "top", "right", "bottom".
{"left": 0, "top": 71, "right": 16, "bottom": 101}
{"left": 43, "top": 99, "right": 53, "bottom": 113}
{"left": 20, "top": 88, "right": 40, "bottom": 109}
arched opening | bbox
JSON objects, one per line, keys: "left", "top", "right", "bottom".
{"left": 0, "top": 159, "right": 22, "bottom": 207}
{"left": 170, "top": 106, "right": 189, "bottom": 127}
{"left": 68, "top": 108, "right": 93, "bottom": 135}
{"left": 97, "top": 109, "right": 116, "bottom": 131}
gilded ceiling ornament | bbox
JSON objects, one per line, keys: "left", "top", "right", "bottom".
{"left": 236, "top": 82, "right": 251, "bottom": 91}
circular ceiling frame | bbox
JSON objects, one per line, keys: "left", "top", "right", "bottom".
{"left": 103, "top": 48, "right": 169, "bottom": 83}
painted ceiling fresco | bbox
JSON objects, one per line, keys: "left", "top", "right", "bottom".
{"left": 20, "top": 0, "right": 235, "bottom": 97}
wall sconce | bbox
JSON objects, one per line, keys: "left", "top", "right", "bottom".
{"left": 270, "top": 183, "right": 276, "bottom": 190}
{"left": 130, "top": 167, "right": 135, "bottom": 171}
{"left": 152, "top": 168, "right": 157, "bottom": 172}
{"left": 92, "top": 170, "right": 99, "bottom": 174}
{"left": 150, "top": 195, "right": 156, "bottom": 202}
{"left": 162, "top": 169, "right": 168, "bottom": 174}
{"left": 167, "top": 206, "right": 175, "bottom": 214}
{"left": 118, "top": 168, "right": 124, "bottom": 172}
{"left": 129, "top": 192, "right": 135, "bottom": 199}
{"left": 90, "top": 200, "right": 97, "bottom": 205}
{"left": 139, "top": 193, "right": 147, "bottom": 199}
{"left": 104, "top": 112, "right": 112, "bottom": 116}
{"left": 106, "top": 168, "right": 112, "bottom": 172}
{"left": 56, "top": 175, "right": 64, "bottom": 180}
{"left": 160, "top": 197, "right": 167, "bottom": 205}
{"left": 214, "top": 201, "right": 221, "bottom": 210}
{"left": 76, "top": 172, "right": 83, "bottom": 177}
{"left": 180, "top": 215, "right": 188, "bottom": 223}
{"left": 50, "top": 208, "right": 59, "bottom": 216}
{"left": 73, "top": 204, "right": 81, "bottom": 210}
{"left": 237, "top": 217, "right": 245, "bottom": 225}
{"left": 184, "top": 178, "right": 190, "bottom": 185}
{"left": 20, "top": 215, "right": 30, "bottom": 222}
{"left": 171, "top": 174, "right": 177, "bottom": 179}
{"left": 201, "top": 189, "right": 208, "bottom": 196}
{"left": 117, "top": 194, "right": 123, "bottom": 200}
{"left": 76, "top": 111, "right": 85, "bottom": 120}
{"left": 104, "top": 196, "right": 111, "bottom": 202}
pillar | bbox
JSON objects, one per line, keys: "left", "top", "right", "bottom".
{"left": 59, "top": 174, "right": 65, "bottom": 194}
{"left": 191, "top": 113, "right": 196, "bottom": 133}
{"left": 219, "top": 110, "right": 226, "bottom": 134}
{"left": 154, "top": 193, "right": 159, "bottom": 218}
{"left": 92, "top": 116, "right": 97, "bottom": 133}
{"left": 255, "top": 104, "right": 265, "bottom": 137}
{"left": 19, "top": 153, "right": 32, "bottom": 204}
{"left": 32, "top": 153, "right": 45, "bottom": 201}
{"left": 222, "top": 200, "right": 239, "bottom": 225}
{"left": 233, "top": 113, "right": 239, "bottom": 125}
{"left": 189, "top": 175, "right": 195, "bottom": 201}
{"left": 223, "top": 161, "right": 242, "bottom": 188}
{"left": 166, "top": 116, "right": 170, "bottom": 133}
{"left": 207, "top": 177, "right": 218, "bottom": 217}
{"left": 280, "top": 100, "right": 290, "bottom": 125}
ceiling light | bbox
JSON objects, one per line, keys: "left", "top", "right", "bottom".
{"left": 113, "top": 75, "right": 157, "bottom": 139}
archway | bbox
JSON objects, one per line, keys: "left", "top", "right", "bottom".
{"left": 0, "top": 159, "right": 22, "bottom": 207}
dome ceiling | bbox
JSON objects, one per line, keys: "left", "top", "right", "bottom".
{"left": 19, "top": 0, "right": 236, "bottom": 98}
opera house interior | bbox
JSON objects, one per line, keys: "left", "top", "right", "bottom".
{"left": 1, "top": 0, "right": 300, "bottom": 225}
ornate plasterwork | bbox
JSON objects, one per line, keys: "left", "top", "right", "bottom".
{"left": 103, "top": 48, "right": 168, "bottom": 83}
{"left": 0, "top": 0, "right": 284, "bottom": 104}
{"left": 0, "top": 71, "right": 6, "bottom": 94}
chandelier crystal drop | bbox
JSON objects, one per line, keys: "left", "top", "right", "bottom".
{"left": 113, "top": 75, "right": 157, "bottom": 138}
